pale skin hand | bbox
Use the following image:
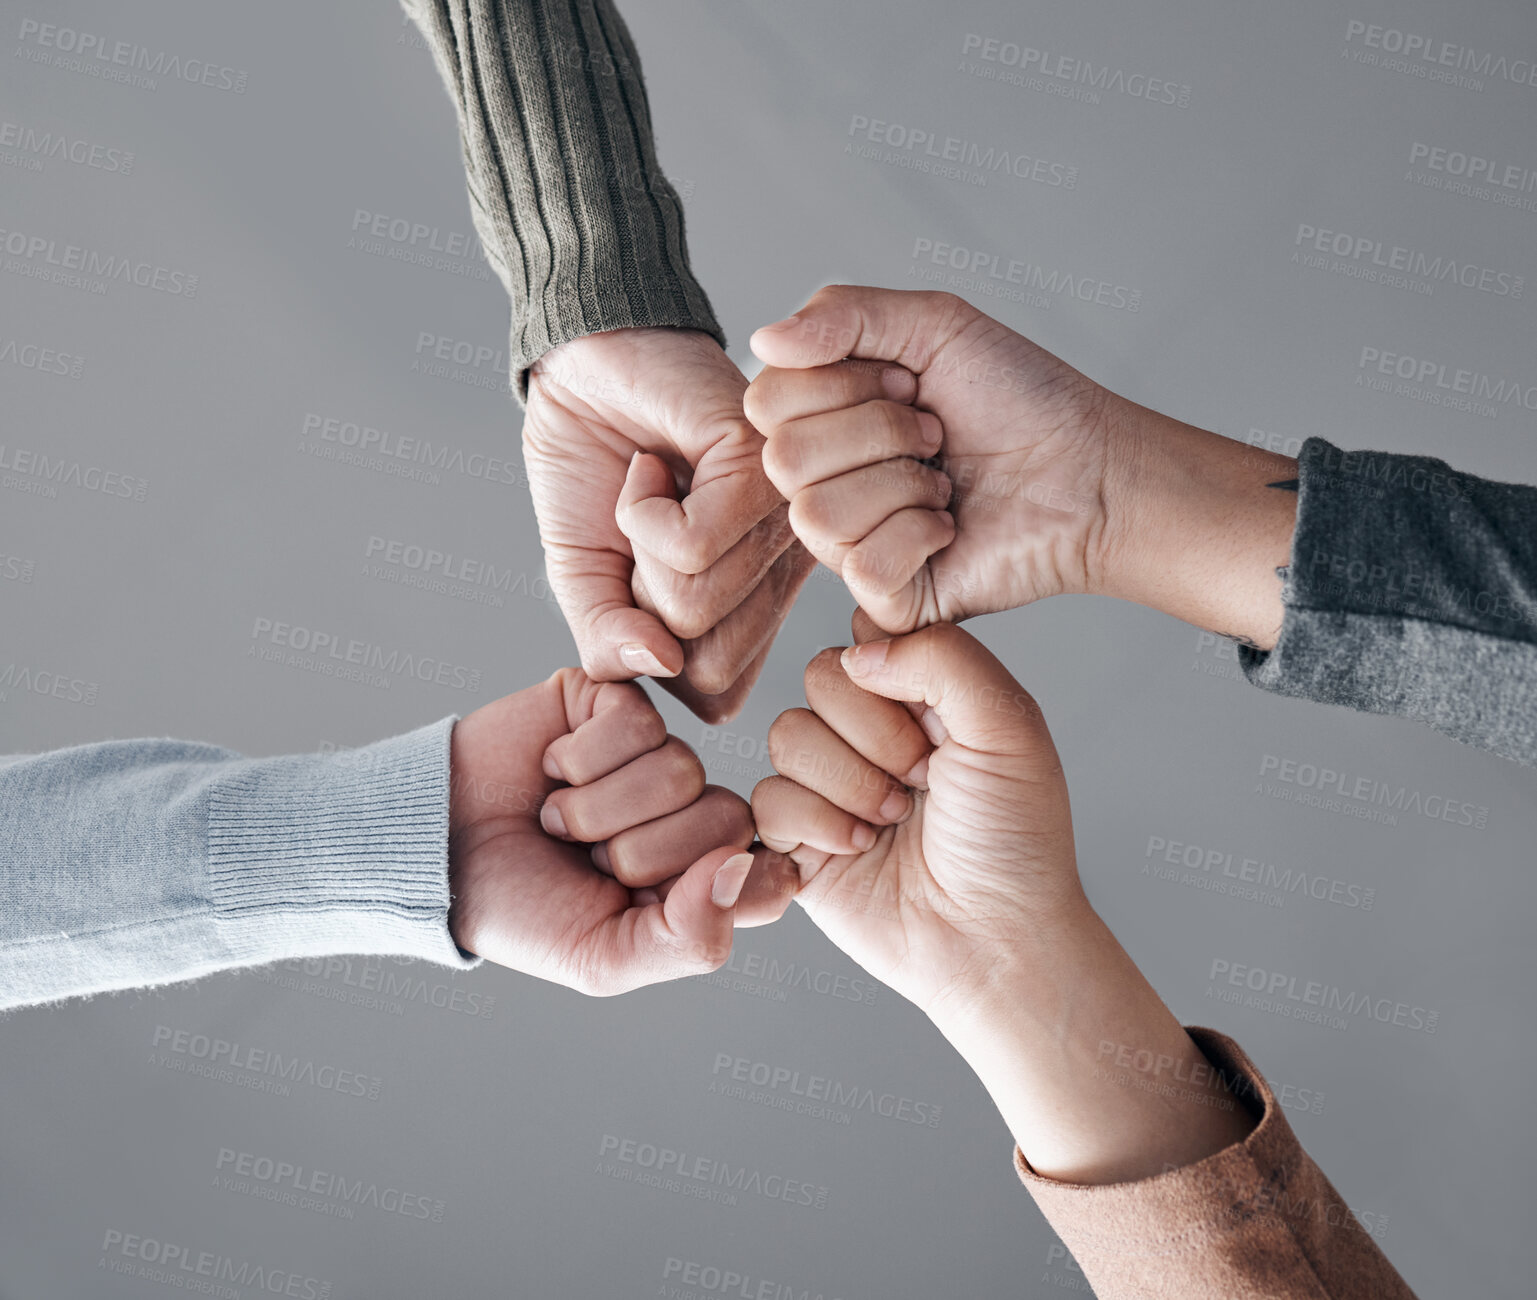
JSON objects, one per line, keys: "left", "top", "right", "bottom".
{"left": 524, "top": 328, "right": 814, "bottom": 723}
{"left": 447, "top": 671, "right": 797, "bottom": 995}
{"left": 752, "top": 617, "right": 1257, "bottom": 1183}
{"left": 747, "top": 286, "right": 1299, "bottom": 650}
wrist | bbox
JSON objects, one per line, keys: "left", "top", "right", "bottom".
{"left": 1093, "top": 396, "right": 1298, "bottom": 649}
{"left": 922, "top": 903, "right": 1256, "bottom": 1183}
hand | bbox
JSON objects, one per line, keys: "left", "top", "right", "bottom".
{"left": 753, "top": 616, "right": 1256, "bottom": 1183}
{"left": 746, "top": 287, "right": 1298, "bottom": 648}
{"left": 751, "top": 615, "right": 1086, "bottom": 1013}
{"left": 746, "top": 287, "right": 1113, "bottom": 634}
{"left": 524, "top": 328, "right": 814, "bottom": 722}
{"left": 447, "top": 670, "right": 797, "bottom": 995}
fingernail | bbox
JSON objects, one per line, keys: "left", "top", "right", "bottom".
{"left": 710, "top": 852, "right": 755, "bottom": 908}
{"left": 540, "top": 801, "right": 568, "bottom": 838}
{"left": 881, "top": 367, "right": 916, "bottom": 401}
{"left": 905, "top": 753, "right": 930, "bottom": 789}
{"left": 621, "top": 643, "right": 671, "bottom": 677}
{"left": 841, "top": 640, "right": 890, "bottom": 678}
{"left": 591, "top": 841, "right": 611, "bottom": 871}
{"left": 851, "top": 823, "right": 877, "bottom": 851}
{"left": 757, "top": 315, "right": 801, "bottom": 334}
{"left": 918, "top": 410, "right": 944, "bottom": 452}
{"left": 542, "top": 748, "right": 564, "bottom": 781}
{"left": 878, "top": 788, "right": 911, "bottom": 823}
{"left": 919, "top": 707, "right": 948, "bottom": 746}
{"left": 632, "top": 887, "right": 662, "bottom": 906}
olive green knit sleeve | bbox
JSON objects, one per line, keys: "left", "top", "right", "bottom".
{"left": 400, "top": 0, "right": 725, "bottom": 401}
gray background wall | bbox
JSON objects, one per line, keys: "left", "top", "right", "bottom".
{"left": 2, "top": 1, "right": 1534, "bottom": 1295}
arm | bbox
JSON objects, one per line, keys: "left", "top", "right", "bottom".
{"left": 752, "top": 618, "right": 1415, "bottom": 1298}
{"left": 402, "top": 0, "right": 814, "bottom": 720}
{"left": 399, "top": 0, "right": 721, "bottom": 399}
{"left": 747, "top": 287, "right": 1537, "bottom": 765}
{"left": 1, "top": 674, "right": 794, "bottom": 1013}
{"left": 1, "top": 722, "right": 473, "bottom": 1013}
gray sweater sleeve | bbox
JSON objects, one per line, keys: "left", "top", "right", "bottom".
{"left": 0, "top": 719, "right": 480, "bottom": 1014}
{"left": 400, "top": 0, "right": 725, "bottom": 401}
{"left": 1240, "top": 437, "right": 1537, "bottom": 767}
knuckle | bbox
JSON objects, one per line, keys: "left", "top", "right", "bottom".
{"left": 742, "top": 377, "right": 775, "bottom": 431}
{"left": 663, "top": 737, "right": 707, "bottom": 792}
{"left": 669, "top": 531, "right": 716, "bottom": 577}
{"left": 803, "top": 646, "right": 847, "bottom": 696}
{"left": 766, "top": 709, "right": 813, "bottom": 769}
{"left": 624, "top": 699, "right": 669, "bottom": 753}
{"left": 761, "top": 427, "right": 803, "bottom": 493}
{"left": 788, "top": 489, "right": 834, "bottom": 539}
{"left": 683, "top": 652, "right": 735, "bottom": 699}
{"left": 662, "top": 595, "right": 716, "bottom": 642}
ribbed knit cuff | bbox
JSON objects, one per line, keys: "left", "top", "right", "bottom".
{"left": 401, "top": 0, "right": 726, "bottom": 405}
{"left": 207, "top": 718, "right": 480, "bottom": 972}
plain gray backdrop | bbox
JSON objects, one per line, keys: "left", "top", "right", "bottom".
{"left": 2, "top": 1, "right": 1535, "bottom": 1296}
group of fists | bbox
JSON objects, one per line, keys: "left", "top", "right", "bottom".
{"left": 449, "top": 285, "right": 1139, "bottom": 1006}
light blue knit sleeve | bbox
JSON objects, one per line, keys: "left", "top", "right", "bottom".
{"left": 0, "top": 718, "right": 482, "bottom": 1014}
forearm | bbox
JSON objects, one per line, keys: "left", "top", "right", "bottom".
{"left": 925, "top": 904, "right": 1255, "bottom": 1185}
{"left": 0, "top": 723, "right": 478, "bottom": 1012}
{"left": 1096, "top": 395, "right": 1298, "bottom": 650}
{"left": 1096, "top": 398, "right": 1537, "bottom": 763}
{"left": 400, "top": 0, "right": 724, "bottom": 400}
{"left": 925, "top": 908, "right": 1415, "bottom": 1298}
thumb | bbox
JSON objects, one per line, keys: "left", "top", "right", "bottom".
{"left": 629, "top": 847, "right": 754, "bottom": 986}
{"left": 839, "top": 623, "right": 1053, "bottom": 763}
{"left": 616, "top": 445, "right": 780, "bottom": 577}
{"left": 749, "top": 285, "right": 975, "bottom": 373}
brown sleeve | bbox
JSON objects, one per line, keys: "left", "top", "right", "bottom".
{"left": 1014, "top": 1028, "right": 1417, "bottom": 1299}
